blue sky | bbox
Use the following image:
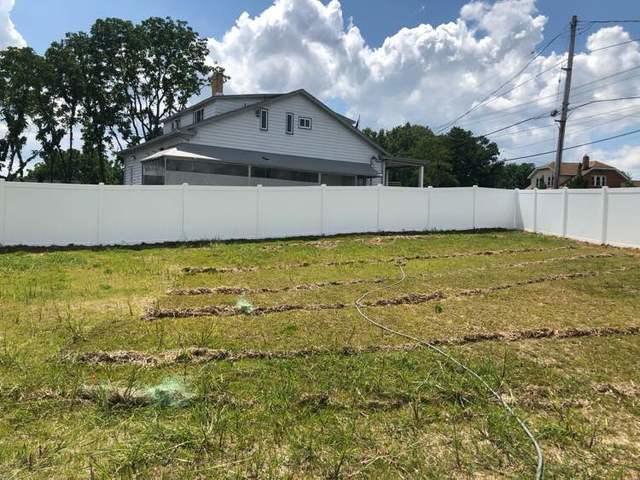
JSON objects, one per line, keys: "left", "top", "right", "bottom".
{"left": 13, "top": 0, "right": 640, "bottom": 55}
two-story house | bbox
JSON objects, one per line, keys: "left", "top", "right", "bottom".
{"left": 528, "top": 155, "right": 632, "bottom": 189}
{"left": 121, "top": 71, "right": 425, "bottom": 187}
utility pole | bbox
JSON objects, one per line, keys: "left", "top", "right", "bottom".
{"left": 553, "top": 15, "right": 578, "bottom": 189}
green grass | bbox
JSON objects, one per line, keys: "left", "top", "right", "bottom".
{"left": 1, "top": 230, "right": 639, "bottom": 479}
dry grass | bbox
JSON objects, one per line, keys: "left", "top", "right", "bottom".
{"left": 1, "top": 230, "right": 639, "bottom": 479}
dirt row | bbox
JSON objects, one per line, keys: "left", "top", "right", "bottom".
{"left": 168, "top": 252, "right": 619, "bottom": 296}
{"left": 69, "top": 325, "right": 640, "bottom": 366}
{"left": 147, "top": 266, "right": 632, "bottom": 319}
{"left": 180, "top": 246, "right": 577, "bottom": 274}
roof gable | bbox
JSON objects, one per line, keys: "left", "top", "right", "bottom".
{"left": 181, "top": 89, "right": 386, "bottom": 155}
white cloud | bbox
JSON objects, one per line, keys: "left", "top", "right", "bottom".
{"left": 0, "top": 0, "right": 25, "bottom": 48}
{"left": 207, "top": 0, "right": 640, "bottom": 168}
{"left": 592, "top": 145, "right": 640, "bottom": 179}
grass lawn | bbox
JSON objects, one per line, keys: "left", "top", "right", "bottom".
{"left": 1, "top": 230, "right": 639, "bottom": 479}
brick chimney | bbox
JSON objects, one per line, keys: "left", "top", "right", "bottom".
{"left": 582, "top": 154, "right": 590, "bottom": 171}
{"left": 210, "top": 65, "right": 230, "bottom": 96}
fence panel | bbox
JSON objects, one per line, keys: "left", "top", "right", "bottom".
{"left": 565, "top": 190, "right": 602, "bottom": 243}
{"left": 3, "top": 182, "right": 98, "bottom": 246}
{"left": 476, "top": 188, "right": 516, "bottom": 229}
{"left": 379, "top": 187, "right": 428, "bottom": 232}
{"left": 259, "top": 187, "right": 323, "bottom": 238}
{"left": 323, "top": 187, "right": 378, "bottom": 235}
{"left": 607, "top": 188, "right": 640, "bottom": 248}
{"left": 185, "top": 186, "right": 258, "bottom": 240}
{"left": 430, "top": 187, "right": 474, "bottom": 230}
{"left": 535, "top": 190, "right": 564, "bottom": 236}
{"left": 100, "top": 185, "right": 183, "bottom": 244}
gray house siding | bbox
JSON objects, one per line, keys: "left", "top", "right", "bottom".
{"left": 189, "top": 95, "right": 381, "bottom": 166}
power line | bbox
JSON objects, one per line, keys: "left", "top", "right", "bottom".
{"left": 589, "top": 37, "right": 640, "bottom": 52}
{"left": 582, "top": 20, "right": 640, "bottom": 24}
{"left": 489, "top": 103, "right": 640, "bottom": 142}
{"left": 479, "top": 111, "right": 555, "bottom": 137}
{"left": 501, "top": 127, "right": 640, "bottom": 162}
{"left": 570, "top": 96, "right": 640, "bottom": 112}
{"left": 452, "top": 67, "right": 639, "bottom": 131}
{"left": 434, "top": 27, "right": 568, "bottom": 132}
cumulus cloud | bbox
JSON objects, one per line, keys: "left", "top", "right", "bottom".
{"left": 208, "top": 0, "right": 640, "bottom": 172}
{"left": 0, "top": 0, "right": 25, "bottom": 48}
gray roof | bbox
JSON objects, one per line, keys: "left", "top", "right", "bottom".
{"left": 144, "top": 143, "right": 380, "bottom": 177}
{"left": 163, "top": 93, "right": 284, "bottom": 123}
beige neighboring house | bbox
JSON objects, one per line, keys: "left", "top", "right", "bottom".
{"left": 528, "top": 154, "right": 632, "bottom": 189}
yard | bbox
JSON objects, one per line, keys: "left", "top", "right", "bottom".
{"left": 0, "top": 230, "right": 639, "bottom": 479}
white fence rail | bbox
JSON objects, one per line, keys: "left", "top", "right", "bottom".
{"left": 0, "top": 180, "right": 638, "bottom": 248}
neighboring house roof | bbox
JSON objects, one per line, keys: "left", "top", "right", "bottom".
{"left": 527, "top": 160, "right": 630, "bottom": 181}
{"left": 121, "top": 89, "right": 385, "bottom": 157}
{"left": 141, "top": 143, "right": 380, "bottom": 177}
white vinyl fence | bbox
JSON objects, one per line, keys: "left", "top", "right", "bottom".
{"left": 517, "top": 187, "right": 640, "bottom": 249}
{"left": 0, "top": 180, "right": 638, "bottom": 248}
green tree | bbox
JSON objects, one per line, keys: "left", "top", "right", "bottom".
{"left": 0, "top": 47, "right": 41, "bottom": 180}
{"left": 92, "top": 17, "right": 212, "bottom": 146}
{"left": 496, "top": 163, "right": 534, "bottom": 189}
{"left": 25, "top": 149, "right": 122, "bottom": 184}
{"left": 444, "top": 127, "right": 501, "bottom": 187}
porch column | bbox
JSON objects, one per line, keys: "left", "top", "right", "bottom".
{"left": 418, "top": 165, "right": 424, "bottom": 188}
{"left": 247, "top": 165, "right": 252, "bottom": 186}
{"left": 384, "top": 169, "right": 389, "bottom": 186}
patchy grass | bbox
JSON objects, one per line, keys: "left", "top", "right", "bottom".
{"left": 1, "top": 230, "right": 639, "bottom": 479}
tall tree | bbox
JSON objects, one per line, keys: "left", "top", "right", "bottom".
{"left": 444, "top": 127, "right": 501, "bottom": 187}
{"left": 45, "top": 39, "right": 86, "bottom": 181}
{"left": 93, "top": 17, "right": 212, "bottom": 146}
{"left": 0, "top": 47, "right": 40, "bottom": 180}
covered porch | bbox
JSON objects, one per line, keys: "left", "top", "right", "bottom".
{"left": 140, "top": 144, "right": 380, "bottom": 187}
{"left": 383, "top": 156, "right": 429, "bottom": 187}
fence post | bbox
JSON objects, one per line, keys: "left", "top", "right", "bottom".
{"left": 427, "top": 186, "right": 433, "bottom": 230}
{"left": 561, "top": 187, "right": 569, "bottom": 238}
{"left": 533, "top": 188, "right": 538, "bottom": 233}
{"left": 96, "top": 182, "right": 104, "bottom": 245}
{"left": 513, "top": 189, "right": 519, "bottom": 230}
{"left": 320, "top": 184, "right": 326, "bottom": 236}
{"left": 601, "top": 186, "right": 609, "bottom": 245}
{"left": 255, "top": 184, "right": 262, "bottom": 239}
{"left": 472, "top": 185, "right": 478, "bottom": 230}
{"left": 376, "top": 183, "right": 382, "bottom": 232}
{"left": 0, "top": 179, "right": 6, "bottom": 245}
{"left": 181, "top": 183, "right": 188, "bottom": 242}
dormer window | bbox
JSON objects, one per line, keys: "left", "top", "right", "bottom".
{"left": 260, "top": 108, "right": 269, "bottom": 131}
{"left": 193, "top": 108, "right": 204, "bottom": 123}
{"left": 298, "top": 116, "right": 312, "bottom": 129}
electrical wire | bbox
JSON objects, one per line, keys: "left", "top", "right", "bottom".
{"left": 435, "top": 28, "right": 568, "bottom": 133}
{"left": 479, "top": 111, "right": 556, "bottom": 137}
{"left": 501, "top": 127, "right": 640, "bottom": 162}
{"left": 570, "top": 96, "right": 640, "bottom": 112}
{"left": 589, "top": 37, "right": 640, "bottom": 52}
{"left": 354, "top": 265, "right": 545, "bottom": 480}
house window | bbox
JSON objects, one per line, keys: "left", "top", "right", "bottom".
{"left": 193, "top": 109, "right": 204, "bottom": 123}
{"left": 260, "top": 108, "right": 269, "bottom": 130}
{"left": 298, "top": 116, "right": 312, "bottom": 129}
{"left": 166, "top": 158, "right": 248, "bottom": 177}
{"left": 592, "top": 175, "right": 607, "bottom": 187}
{"left": 286, "top": 113, "right": 294, "bottom": 135}
{"left": 171, "top": 118, "right": 181, "bottom": 131}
